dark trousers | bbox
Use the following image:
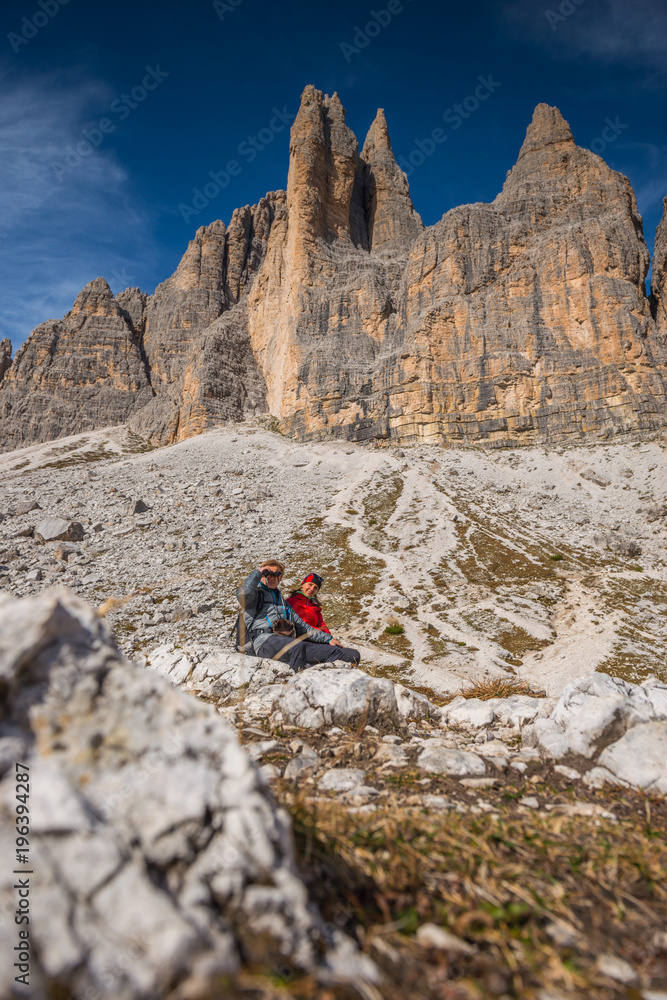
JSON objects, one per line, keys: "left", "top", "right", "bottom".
{"left": 258, "top": 634, "right": 360, "bottom": 673}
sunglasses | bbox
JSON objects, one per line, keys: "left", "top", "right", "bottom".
{"left": 263, "top": 570, "right": 282, "bottom": 578}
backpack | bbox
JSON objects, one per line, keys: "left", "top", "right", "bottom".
{"left": 230, "top": 591, "right": 263, "bottom": 654}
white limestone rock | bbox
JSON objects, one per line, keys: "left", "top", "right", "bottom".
{"left": 147, "top": 643, "right": 291, "bottom": 696}
{"left": 439, "top": 693, "right": 550, "bottom": 730}
{"left": 318, "top": 768, "right": 369, "bottom": 793}
{"left": 394, "top": 682, "right": 441, "bottom": 721}
{"left": 597, "top": 721, "right": 667, "bottom": 794}
{"left": 245, "top": 667, "right": 400, "bottom": 730}
{"left": 0, "top": 588, "right": 377, "bottom": 1000}
{"left": 440, "top": 696, "right": 495, "bottom": 728}
{"left": 417, "top": 744, "right": 487, "bottom": 777}
{"left": 523, "top": 672, "right": 661, "bottom": 762}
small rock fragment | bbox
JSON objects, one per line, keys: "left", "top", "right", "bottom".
{"left": 34, "top": 517, "right": 85, "bottom": 543}
{"left": 416, "top": 923, "right": 476, "bottom": 954}
{"left": 595, "top": 954, "right": 639, "bottom": 986}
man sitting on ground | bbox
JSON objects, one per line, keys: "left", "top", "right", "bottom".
{"left": 237, "top": 560, "right": 360, "bottom": 673}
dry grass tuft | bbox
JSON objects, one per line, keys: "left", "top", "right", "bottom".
{"left": 458, "top": 675, "right": 546, "bottom": 701}
{"left": 97, "top": 595, "right": 133, "bottom": 617}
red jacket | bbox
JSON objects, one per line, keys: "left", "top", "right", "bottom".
{"left": 286, "top": 592, "right": 331, "bottom": 634}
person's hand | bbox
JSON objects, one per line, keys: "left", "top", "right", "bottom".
{"left": 329, "top": 637, "right": 343, "bottom": 647}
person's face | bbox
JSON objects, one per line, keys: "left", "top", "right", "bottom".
{"left": 302, "top": 581, "right": 319, "bottom": 598}
{"left": 261, "top": 566, "right": 282, "bottom": 589}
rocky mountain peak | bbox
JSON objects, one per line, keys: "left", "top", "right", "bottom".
{"left": 651, "top": 195, "right": 667, "bottom": 335}
{"left": 287, "top": 85, "right": 360, "bottom": 244}
{"left": 2, "top": 89, "right": 667, "bottom": 454}
{"left": 361, "top": 108, "right": 391, "bottom": 154}
{"left": 494, "top": 103, "right": 617, "bottom": 220}
{"left": 517, "top": 103, "right": 575, "bottom": 160}
{"left": 360, "top": 108, "right": 423, "bottom": 254}
{"left": 70, "top": 276, "right": 117, "bottom": 318}
{"left": 161, "top": 219, "right": 227, "bottom": 294}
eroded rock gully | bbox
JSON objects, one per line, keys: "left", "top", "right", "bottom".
{"left": 3, "top": 90, "right": 667, "bottom": 453}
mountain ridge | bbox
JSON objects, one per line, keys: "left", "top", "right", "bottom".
{"left": 2, "top": 87, "right": 667, "bottom": 452}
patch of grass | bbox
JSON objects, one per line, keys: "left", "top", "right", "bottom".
{"left": 122, "top": 430, "right": 155, "bottom": 454}
{"left": 286, "top": 790, "right": 667, "bottom": 1000}
{"left": 384, "top": 624, "right": 404, "bottom": 635}
{"left": 458, "top": 675, "right": 546, "bottom": 700}
{"left": 41, "top": 443, "right": 113, "bottom": 468}
{"left": 442, "top": 521, "right": 560, "bottom": 592}
{"left": 459, "top": 608, "right": 552, "bottom": 660}
{"left": 550, "top": 553, "right": 564, "bottom": 561}
{"left": 632, "top": 565, "right": 643, "bottom": 572}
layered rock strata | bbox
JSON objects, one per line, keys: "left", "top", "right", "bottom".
{"left": 0, "top": 279, "right": 153, "bottom": 451}
{"left": 3, "top": 91, "right": 667, "bottom": 451}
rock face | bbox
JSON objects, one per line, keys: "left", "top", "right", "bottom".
{"left": 0, "top": 338, "right": 11, "bottom": 382}
{"left": 359, "top": 108, "right": 424, "bottom": 255}
{"left": 0, "top": 589, "right": 376, "bottom": 999}
{"left": 0, "top": 278, "right": 153, "bottom": 451}
{"left": 3, "top": 91, "right": 667, "bottom": 451}
{"left": 651, "top": 195, "right": 667, "bottom": 339}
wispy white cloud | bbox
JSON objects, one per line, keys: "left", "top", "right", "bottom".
{"left": 0, "top": 66, "right": 161, "bottom": 353}
{"left": 501, "top": 0, "right": 667, "bottom": 76}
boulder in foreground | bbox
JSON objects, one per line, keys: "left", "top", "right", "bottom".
{"left": 0, "top": 588, "right": 378, "bottom": 999}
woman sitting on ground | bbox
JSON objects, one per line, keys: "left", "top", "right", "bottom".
{"left": 286, "top": 572, "right": 331, "bottom": 634}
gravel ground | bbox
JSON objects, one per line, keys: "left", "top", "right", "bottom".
{"left": 1, "top": 419, "right": 666, "bottom": 696}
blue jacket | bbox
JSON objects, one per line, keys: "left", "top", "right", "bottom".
{"left": 236, "top": 570, "right": 333, "bottom": 655}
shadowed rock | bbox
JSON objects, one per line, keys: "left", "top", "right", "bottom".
{"left": 0, "top": 338, "right": 11, "bottom": 382}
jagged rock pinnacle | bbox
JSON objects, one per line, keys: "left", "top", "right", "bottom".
{"left": 518, "top": 103, "right": 575, "bottom": 159}
{"left": 2, "top": 91, "right": 667, "bottom": 453}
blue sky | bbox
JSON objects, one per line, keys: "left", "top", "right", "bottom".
{"left": 1, "top": 0, "right": 666, "bottom": 351}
